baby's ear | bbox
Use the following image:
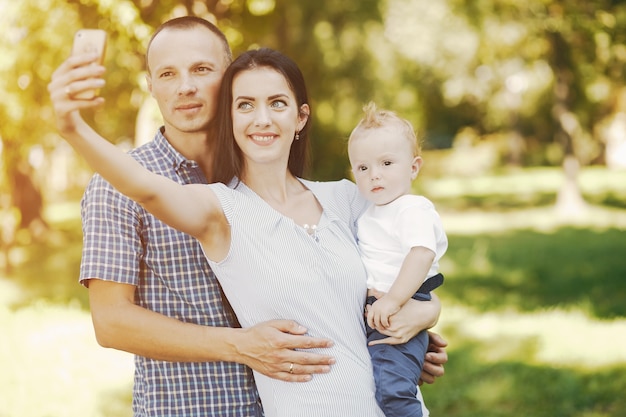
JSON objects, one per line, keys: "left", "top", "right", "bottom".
{"left": 411, "top": 156, "right": 423, "bottom": 179}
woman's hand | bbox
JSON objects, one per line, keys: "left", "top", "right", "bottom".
{"left": 365, "top": 292, "right": 448, "bottom": 384}
{"left": 47, "top": 53, "right": 106, "bottom": 134}
{"left": 367, "top": 293, "right": 441, "bottom": 345}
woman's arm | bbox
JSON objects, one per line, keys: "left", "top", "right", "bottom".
{"left": 367, "top": 294, "right": 447, "bottom": 384}
{"left": 48, "top": 54, "right": 225, "bottom": 253}
{"left": 367, "top": 292, "right": 441, "bottom": 345}
{"left": 367, "top": 246, "right": 435, "bottom": 329}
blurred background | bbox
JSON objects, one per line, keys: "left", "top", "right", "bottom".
{"left": 1, "top": 0, "right": 625, "bottom": 416}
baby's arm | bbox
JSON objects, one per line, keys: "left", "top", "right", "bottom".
{"left": 367, "top": 246, "right": 435, "bottom": 329}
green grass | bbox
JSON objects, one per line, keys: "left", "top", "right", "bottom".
{"left": 418, "top": 166, "right": 626, "bottom": 210}
{"left": 423, "top": 339, "right": 626, "bottom": 417}
{"left": 441, "top": 226, "right": 626, "bottom": 318}
{"left": 1, "top": 167, "right": 625, "bottom": 417}
{"left": 0, "top": 302, "right": 133, "bottom": 417}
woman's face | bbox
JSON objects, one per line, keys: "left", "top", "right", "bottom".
{"left": 231, "top": 67, "right": 308, "bottom": 170}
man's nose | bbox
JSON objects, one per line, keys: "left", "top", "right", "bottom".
{"left": 177, "top": 74, "right": 198, "bottom": 95}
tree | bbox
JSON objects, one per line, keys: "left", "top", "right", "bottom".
{"left": 382, "top": 0, "right": 626, "bottom": 211}
{"left": 0, "top": 0, "right": 149, "bottom": 253}
{"left": 3, "top": 0, "right": 625, "bottom": 251}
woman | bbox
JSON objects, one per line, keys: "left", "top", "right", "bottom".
{"left": 54, "top": 48, "right": 440, "bottom": 416}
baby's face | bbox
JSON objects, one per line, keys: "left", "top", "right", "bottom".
{"left": 349, "top": 126, "right": 421, "bottom": 206}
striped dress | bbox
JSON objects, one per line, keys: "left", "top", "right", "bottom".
{"left": 207, "top": 178, "right": 386, "bottom": 417}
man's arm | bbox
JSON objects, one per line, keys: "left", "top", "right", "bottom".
{"left": 420, "top": 331, "right": 448, "bottom": 385}
{"left": 88, "top": 279, "right": 336, "bottom": 382}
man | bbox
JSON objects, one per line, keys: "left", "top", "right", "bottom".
{"left": 48, "top": 16, "right": 447, "bottom": 416}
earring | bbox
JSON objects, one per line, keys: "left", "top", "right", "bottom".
{"left": 295, "top": 131, "right": 300, "bottom": 141}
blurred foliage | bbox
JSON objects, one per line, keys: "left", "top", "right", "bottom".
{"left": 4, "top": 215, "right": 86, "bottom": 309}
{"left": 2, "top": 0, "right": 626, "bottom": 175}
{"left": 2, "top": 0, "right": 626, "bottom": 242}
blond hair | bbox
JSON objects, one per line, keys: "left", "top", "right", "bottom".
{"left": 349, "top": 102, "right": 420, "bottom": 156}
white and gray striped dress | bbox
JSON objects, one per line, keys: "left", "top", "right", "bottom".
{"left": 206, "top": 178, "right": 386, "bottom": 417}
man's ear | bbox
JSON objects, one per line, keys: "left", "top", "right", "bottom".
{"left": 146, "top": 73, "right": 153, "bottom": 96}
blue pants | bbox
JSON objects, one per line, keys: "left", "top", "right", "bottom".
{"left": 366, "top": 273, "right": 443, "bottom": 417}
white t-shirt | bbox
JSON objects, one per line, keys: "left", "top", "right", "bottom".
{"left": 358, "top": 194, "right": 448, "bottom": 293}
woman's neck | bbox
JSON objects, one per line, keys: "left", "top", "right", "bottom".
{"left": 242, "top": 168, "right": 322, "bottom": 228}
{"left": 241, "top": 167, "right": 298, "bottom": 204}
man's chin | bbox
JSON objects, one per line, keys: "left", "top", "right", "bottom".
{"left": 172, "top": 120, "right": 212, "bottom": 134}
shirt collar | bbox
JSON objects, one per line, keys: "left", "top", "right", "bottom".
{"left": 153, "top": 127, "right": 206, "bottom": 181}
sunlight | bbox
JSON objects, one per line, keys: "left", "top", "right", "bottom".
{"left": 440, "top": 205, "right": 626, "bottom": 235}
{"left": 438, "top": 305, "right": 626, "bottom": 368}
{"left": 0, "top": 278, "right": 20, "bottom": 305}
{"left": 0, "top": 303, "right": 133, "bottom": 417}
{"left": 247, "top": 0, "right": 275, "bottom": 16}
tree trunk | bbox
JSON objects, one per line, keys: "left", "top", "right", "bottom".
{"left": 548, "top": 31, "right": 587, "bottom": 218}
{"left": 555, "top": 155, "right": 587, "bottom": 217}
{"left": 9, "top": 160, "right": 48, "bottom": 238}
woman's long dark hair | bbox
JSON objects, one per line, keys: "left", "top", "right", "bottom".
{"left": 211, "top": 48, "right": 311, "bottom": 184}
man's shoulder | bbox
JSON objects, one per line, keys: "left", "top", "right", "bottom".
{"left": 128, "top": 140, "right": 171, "bottom": 169}
{"left": 81, "top": 145, "right": 165, "bottom": 208}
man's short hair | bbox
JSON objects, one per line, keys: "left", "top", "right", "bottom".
{"left": 145, "top": 16, "right": 232, "bottom": 73}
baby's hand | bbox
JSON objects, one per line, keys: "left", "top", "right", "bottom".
{"left": 367, "top": 297, "right": 401, "bottom": 329}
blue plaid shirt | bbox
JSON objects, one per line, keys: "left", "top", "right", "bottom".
{"left": 79, "top": 129, "right": 262, "bottom": 416}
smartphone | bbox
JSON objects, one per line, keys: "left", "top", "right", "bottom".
{"left": 71, "top": 29, "right": 107, "bottom": 99}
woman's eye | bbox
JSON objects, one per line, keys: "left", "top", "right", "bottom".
{"left": 271, "top": 100, "right": 287, "bottom": 108}
{"left": 237, "top": 102, "right": 253, "bottom": 110}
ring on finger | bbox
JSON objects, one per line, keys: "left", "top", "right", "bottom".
{"left": 289, "top": 362, "right": 294, "bottom": 374}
